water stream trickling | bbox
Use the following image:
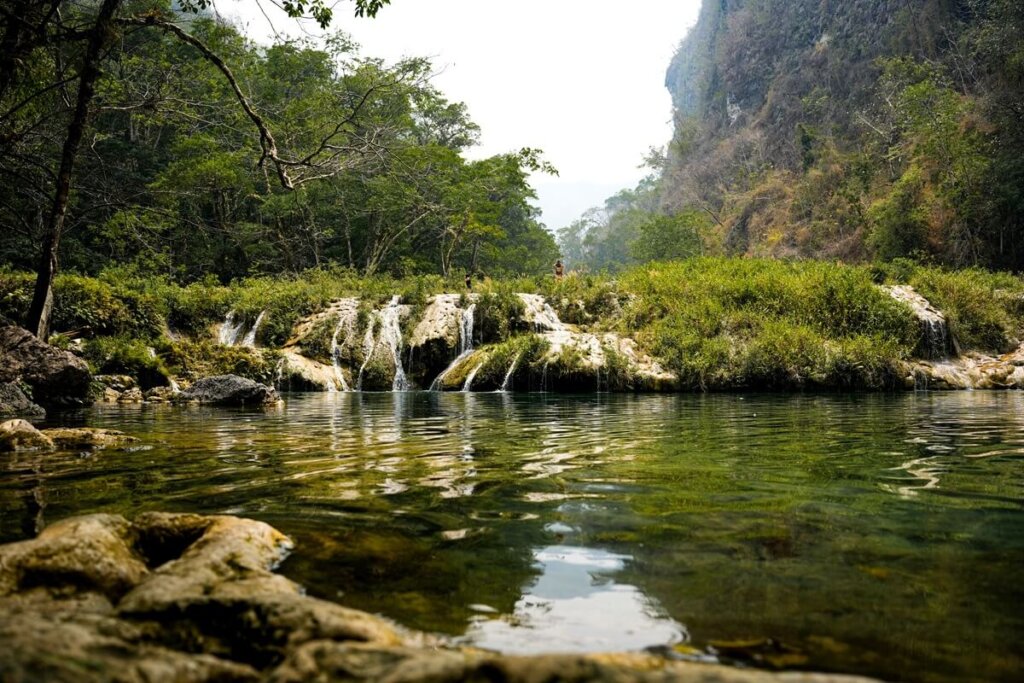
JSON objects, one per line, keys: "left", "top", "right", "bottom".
{"left": 431, "top": 304, "right": 477, "bottom": 391}
{"left": 380, "top": 296, "right": 408, "bottom": 392}
{"left": 356, "top": 296, "right": 408, "bottom": 391}
{"left": 462, "top": 362, "right": 485, "bottom": 392}
{"left": 217, "top": 311, "right": 246, "bottom": 346}
{"left": 330, "top": 313, "right": 350, "bottom": 392}
{"left": 498, "top": 352, "right": 522, "bottom": 392}
{"left": 241, "top": 310, "right": 267, "bottom": 348}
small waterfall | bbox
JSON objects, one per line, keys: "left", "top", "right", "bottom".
{"left": 218, "top": 311, "right": 245, "bottom": 346}
{"left": 168, "top": 377, "right": 181, "bottom": 393}
{"left": 883, "top": 285, "right": 958, "bottom": 360}
{"left": 462, "top": 362, "right": 484, "bottom": 392}
{"left": 330, "top": 313, "right": 350, "bottom": 392}
{"left": 274, "top": 357, "right": 285, "bottom": 390}
{"left": 459, "top": 303, "right": 477, "bottom": 353}
{"left": 498, "top": 352, "right": 522, "bottom": 392}
{"left": 356, "top": 296, "right": 408, "bottom": 391}
{"left": 380, "top": 296, "right": 408, "bottom": 391}
{"left": 430, "top": 303, "right": 477, "bottom": 391}
{"left": 355, "top": 317, "right": 378, "bottom": 392}
{"left": 241, "top": 310, "right": 267, "bottom": 348}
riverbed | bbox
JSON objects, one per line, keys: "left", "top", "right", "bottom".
{"left": 1, "top": 392, "right": 1021, "bottom": 682}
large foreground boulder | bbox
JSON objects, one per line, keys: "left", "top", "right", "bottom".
{"left": 0, "top": 326, "right": 92, "bottom": 406}
{"left": 0, "top": 382, "right": 45, "bottom": 418}
{"left": 0, "top": 512, "right": 879, "bottom": 683}
{"left": 179, "top": 374, "right": 279, "bottom": 406}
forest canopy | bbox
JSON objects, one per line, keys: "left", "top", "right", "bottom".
{"left": 0, "top": 0, "right": 558, "bottom": 336}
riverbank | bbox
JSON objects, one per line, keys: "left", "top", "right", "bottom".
{"left": 2, "top": 258, "right": 1022, "bottom": 397}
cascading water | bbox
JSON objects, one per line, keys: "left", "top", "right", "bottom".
{"left": 330, "top": 313, "right": 350, "bottom": 392}
{"left": 274, "top": 357, "right": 285, "bottom": 391}
{"left": 380, "top": 296, "right": 408, "bottom": 391}
{"left": 356, "top": 296, "right": 408, "bottom": 391}
{"left": 462, "top": 362, "right": 484, "bottom": 392}
{"left": 883, "top": 285, "right": 958, "bottom": 360}
{"left": 498, "top": 352, "right": 522, "bottom": 392}
{"left": 241, "top": 310, "right": 267, "bottom": 348}
{"left": 218, "top": 311, "right": 246, "bottom": 346}
{"left": 430, "top": 304, "right": 477, "bottom": 391}
{"left": 355, "top": 319, "right": 377, "bottom": 392}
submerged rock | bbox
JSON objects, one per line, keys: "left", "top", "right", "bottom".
{"left": 0, "top": 382, "right": 44, "bottom": 418}
{"left": 179, "top": 374, "right": 279, "bottom": 406}
{"left": 43, "top": 427, "right": 138, "bottom": 451}
{"left": 0, "top": 326, "right": 92, "bottom": 406}
{"left": 0, "top": 419, "right": 54, "bottom": 452}
{"left": 0, "top": 512, "right": 878, "bottom": 683}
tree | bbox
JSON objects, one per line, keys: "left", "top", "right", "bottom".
{"left": 0, "top": 0, "right": 392, "bottom": 339}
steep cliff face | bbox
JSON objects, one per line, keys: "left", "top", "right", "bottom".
{"left": 665, "top": 0, "right": 958, "bottom": 168}
{"left": 656, "top": 0, "right": 1024, "bottom": 266}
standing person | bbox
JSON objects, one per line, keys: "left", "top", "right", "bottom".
{"left": 554, "top": 259, "right": 564, "bottom": 281}
{"left": 465, "top": 271, "right": 473, "bottom": 291}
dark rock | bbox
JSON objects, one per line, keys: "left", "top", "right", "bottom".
{"left": 179, "top": 374, "right": 279, "bottom": 406}
{"left": 0, "top": 326, "right": 92, "bottom": 406}
{"left": 94, "top": 375, "right": 137, "bottom": 392}
{"left": 0, "top": 382, "right": 44, "bottom": 418}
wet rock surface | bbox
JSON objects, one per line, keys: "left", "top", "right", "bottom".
{"left": 906, "top": 344, "right": 1024, "bottom": 389}
{"left": 0, "top": 419, "right": 54, "bottom": 452}
{"left": 179, "top": 375, "right": 279, "bottom": 406}
{"left": 0, "top": 326, "right": 92, "bottom": 406}
{"left": 0, "top": 512, "right": 879, "bottom": 683}
{"left": 44, "top": 427, "right": 139, "bottom": 450}
{"left": 0, "top": 382, "right": 45, "bottom": 418}
{"left": 0, "top": 420, "right": 139, "bottom": 452}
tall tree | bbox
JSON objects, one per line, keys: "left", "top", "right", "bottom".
{"left": 0, "top": 0, "right": 392, "bottom": 339}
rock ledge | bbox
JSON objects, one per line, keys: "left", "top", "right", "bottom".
{"left": 0, "top": 512, "right": 879, "bottom": 683}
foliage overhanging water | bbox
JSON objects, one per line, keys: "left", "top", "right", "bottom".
{"left": 1, "top": 392, "right": 1021, "bottom": 682}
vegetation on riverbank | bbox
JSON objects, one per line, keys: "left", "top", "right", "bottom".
{"left": 3, "top": 257, "right": 1022, "bottom": 392}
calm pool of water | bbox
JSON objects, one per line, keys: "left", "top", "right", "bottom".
{"left": 1, "top": 392, "right": 1022, "bottom": 681}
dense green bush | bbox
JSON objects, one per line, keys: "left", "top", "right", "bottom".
{"left": 619, "top": 258, "right": 921, "bottom": 389}
{"left": 83, "top": 337, "right": 171, "bottom": 389}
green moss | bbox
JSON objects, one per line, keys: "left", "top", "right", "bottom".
{"left": 161, "top": 339, "right": 277, "bottom": 384}
{"left": 475, "top": 284, "right": 527, "bottom": 344}
{"left": 301, "top": 316, "right": 339, "bottom": 365}
{"left": 83, "top": 337, "right": 171, "bottom": 389}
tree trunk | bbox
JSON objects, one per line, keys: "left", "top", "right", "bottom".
{"left": 26, "top": 0, "right": 121, "bottom": 340}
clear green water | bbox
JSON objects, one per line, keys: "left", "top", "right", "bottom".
{"left": 1, "top": 392, "right": 1022, "bottom": 682}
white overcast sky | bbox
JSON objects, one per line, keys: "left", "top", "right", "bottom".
{"left": 216, "top": 0, "right": 702, "bottom": 231}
